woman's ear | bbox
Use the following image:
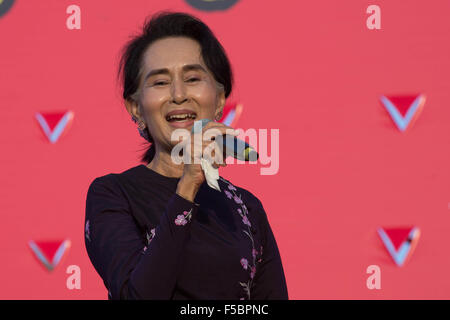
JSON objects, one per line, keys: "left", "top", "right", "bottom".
{"left": 215, "top": 90, "right": 226, "bottom": 121}
{"left": 125, "top": 98, "right": 142, "bottom": 121}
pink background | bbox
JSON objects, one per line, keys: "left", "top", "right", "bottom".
{"left": 1, "top": 0, "right": 449, "bottom": 299}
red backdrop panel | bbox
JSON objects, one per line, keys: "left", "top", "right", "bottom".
{"left": 0, "top": 0, "right": 449, "bottom": 299}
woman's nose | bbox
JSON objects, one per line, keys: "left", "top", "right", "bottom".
{"left": 170, "top": 78, "right": 187, "bottom": 104}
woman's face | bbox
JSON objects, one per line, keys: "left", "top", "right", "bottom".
{"left": 126, "top": 36, "right": 225, "bottom": 153}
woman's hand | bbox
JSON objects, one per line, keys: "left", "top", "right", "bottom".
{"left": 176, "top": 121, "right": 239, "bottom": 202}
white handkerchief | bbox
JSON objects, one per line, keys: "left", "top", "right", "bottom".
{"left": 200, "top": 158, "right": 221, "bottom": 191}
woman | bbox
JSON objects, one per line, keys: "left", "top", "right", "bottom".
{"left": 84, "top": 11, "right": 288, "bottom": 300}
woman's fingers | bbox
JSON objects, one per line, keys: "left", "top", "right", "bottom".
{"left": 183, "top": 120, "right": 239, "bottom": 167}
{"left": 211, "top": 162, "right": 226, "bottom": 169}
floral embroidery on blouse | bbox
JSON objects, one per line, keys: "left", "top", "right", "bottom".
{"left": 233, "top": 195, "right": 243, "bottom": 205}
{"left": 224, "top": 190, "right": 233, "bottom": 199}
{"left": 242, "top": 215, "right": 251, "bottom": 227}
{"left": 142, "top": 227, "right": 156, "bottom": 254}
{"left": 174, "top": 208, "right": 193, "bottom": 226}
{"left": 85, "top": 220, "right": 91, "bottom": 242}
{"left": 147, "top": 227, "right": 156, "bottom": 243}
{"left": 240, "top": 258, "right": 248, "bottom": 270}
{"left": 220, "top": 178, "right": 263, "bottom": 300}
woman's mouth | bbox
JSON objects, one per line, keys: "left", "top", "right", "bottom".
{"left": 165, "top": 113, "right": 197, "bottom": 128}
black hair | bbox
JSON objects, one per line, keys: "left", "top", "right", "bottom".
{"left": 117, "top": 11, "right": 233, "bottom": 164}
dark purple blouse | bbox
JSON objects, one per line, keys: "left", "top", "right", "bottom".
{"left": 84, "top": 164, "right": 288, "bottom": 300}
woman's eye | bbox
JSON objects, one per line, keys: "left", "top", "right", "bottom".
{"left": 151, "top": 78, "right": 199, "bottom": 86}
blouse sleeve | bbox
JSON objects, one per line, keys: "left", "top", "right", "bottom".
{"left": 84, "top": 174, "right": 199, "bottom": 300}
{"left": 251, "top": 197, "right": 289, "bottom": 300}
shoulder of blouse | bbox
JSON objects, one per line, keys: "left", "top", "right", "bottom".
{"left": 87, "top": 164, "right": 147, "bottom": 194}
{"left": 87, "top": 172, "right": 121, "bottom": 190}
{"left": 87, "top": 165, "right": 142, "bottom": 186}
{"left": 86, "top": 173, "right": 131, "bottom": 210}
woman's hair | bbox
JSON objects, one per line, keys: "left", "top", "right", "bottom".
{"left": 117, "top": 11, "right": 234, "bottom": 164}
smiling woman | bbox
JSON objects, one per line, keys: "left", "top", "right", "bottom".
{"left": 118, "top": 11, "right": 232, "bottom": 169}
{"left": 84, "top": 11, "right": 288, "bottom": 300}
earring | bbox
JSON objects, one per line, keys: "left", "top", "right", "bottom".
{"left": 138, "top": 120, "right": 146, "bottom": 130}
{"left": 131, "top": 115, "right": 151, "bottom": 142}
{"left": 215, "top": 111, "right": 223, "bottom": 121}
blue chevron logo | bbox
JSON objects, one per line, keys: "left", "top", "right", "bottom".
{"left": 379, "top": 94, "right": 426, "bottom": 132}
{"left": 35, "top": 111, "right": 74, "bottom": 143}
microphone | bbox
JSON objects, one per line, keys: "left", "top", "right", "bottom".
{"left": 191, "top": 119, "right": 259, "bottom": 162}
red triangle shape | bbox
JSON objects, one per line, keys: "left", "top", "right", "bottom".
{"left": 40, "top": 112, "right": 67, "bottom": 131}
{"left": 385, "top": 96, "right": 419, "bottom": 117}
{"left": 383, "top": 227, "right": 414, "bottom": 251}
{"left": 34, "top": 240, "right": 64, "bottom": 263}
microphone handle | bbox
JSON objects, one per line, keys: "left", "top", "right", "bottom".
{"left": 215, "top": 135, "right": 259, "bottom": 162}
{"left": 191, "top": 118, "right": 258, "bottom": 162}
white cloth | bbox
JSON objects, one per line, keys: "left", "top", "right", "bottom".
{"left": 200, "top": 158, "right": 221, "bottom": 191}
{"left": 191, "top": 119, "right": 221, "bottom": 192}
